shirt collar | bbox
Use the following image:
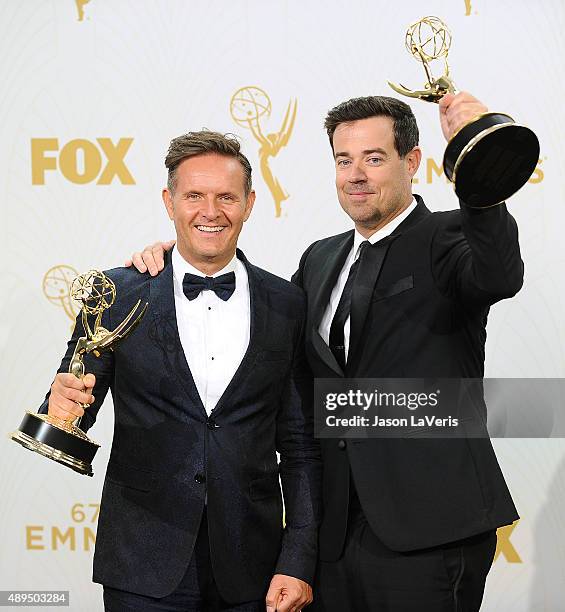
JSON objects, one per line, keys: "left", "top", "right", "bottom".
{"left": 172, "top": 246, "right": 238, "bottom": 281}
{"left": 352, "top": 196, "right": 417, "bottom": 259}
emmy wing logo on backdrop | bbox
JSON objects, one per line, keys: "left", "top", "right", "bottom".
{"left": 43, "top": 265, "right": 80, "bottom": 332}
{"left": 75, "top": 0, "right": 92, "bottom": 21}
{"left": 230, "top": 87, "right": 297, "bottom": 218}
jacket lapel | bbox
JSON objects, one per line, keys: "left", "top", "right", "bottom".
{"left": 211, "top": 249, "right": 263, "bottom": 418}
{"left": 392, "top": 194, "right": 431, "bottom": 233}
{"left": 310, "top": 231, "right": 354, "bottom": 329}
{"left": 309, "top": 231, "right": 354, "bottom": 377}
{"left": 347, "top": 195, "right": 431, "bottom": 372}
{"left": 347, "top": 236, "right": 396, "bottom": 373}
{"left": 149, "top": 255, "right": 207, "bottom": 417}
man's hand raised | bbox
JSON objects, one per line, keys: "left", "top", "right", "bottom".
{"left": 124, "top": 240, "right": 175, "bottom": 277}
{"left": 439, "top": 91, "right": 488, "bottom": 141}
{"left": 266, "top": 574, "right": 313, "bottom": 611}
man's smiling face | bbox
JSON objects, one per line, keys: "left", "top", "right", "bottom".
{"left": 162, "top": 153, "right": 255, "bottom": 273}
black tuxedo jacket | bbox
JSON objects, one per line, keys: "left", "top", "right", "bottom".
{"left": 292, "top": 195, "right": 522, "bottom": 561}
{"left": 39, "top": 250, "right": 321, "bottom": 602}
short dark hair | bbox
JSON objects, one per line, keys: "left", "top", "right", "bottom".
{"left": 165, "top": 130, "right": 252, "bottom": 195}
{"left": 324, "top": 96, "right": 419, "bottom": 158}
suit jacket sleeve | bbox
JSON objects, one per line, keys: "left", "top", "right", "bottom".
{"left": 431, "top": 201, "right": 524, "bottom": 305}
{"left": 37, "top": 307, "right": 115, "bottom": 433}
{"left": 291, "top": 240, "right": 319, "bottom": 289}
{"left": 274, "top": 308, "right": 322, "bottom": 585}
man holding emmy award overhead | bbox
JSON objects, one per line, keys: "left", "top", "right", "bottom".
{"left": 128, "top": 17, "right": 537, "bottom": 611}
{"left": 293, "top": 91, "right": 522, "bottom": 612}
{"left": 37, "top": 131, "right": 321, "bottom": 612}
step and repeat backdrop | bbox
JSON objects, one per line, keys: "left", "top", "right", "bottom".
{"left": 0, "top": 1, "right": 563, "bottom": 610}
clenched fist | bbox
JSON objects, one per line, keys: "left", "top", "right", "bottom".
{"left": 439, "top": 91, "right": 488, "bottom": 141}
{"left": 48, "top": 372, "right": 96, "bottom": 422}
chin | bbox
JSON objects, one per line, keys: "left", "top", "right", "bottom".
{"left": 200, "top": 250, "right": 222, "bottom": 260}
{"left": 348, "top": 211, "right": 380, "bottom": 224}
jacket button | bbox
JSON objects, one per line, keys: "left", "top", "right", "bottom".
{"left": 337, "top": 440, "right": 346, "bottom": 450}
{"left": 194, "top": 473, "right": 206, "bottom": 484}
{"left": 207, "top": 418, "right": 219, "bottom": 429}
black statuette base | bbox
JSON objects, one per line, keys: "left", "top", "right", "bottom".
{"left": 10, "top": 412, "right": 99, "bottom": 476}
{"left": 443, "top": 113, "right": 540, "bottom": 208}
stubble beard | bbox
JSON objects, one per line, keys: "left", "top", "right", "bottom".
{"left": 341, "top": 191, "right": 408, "bottom": 233}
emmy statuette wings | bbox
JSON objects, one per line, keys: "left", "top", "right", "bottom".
{"left": 388, "top": 16, "right": 539, "bottom": 207}
{"left": 10, "top": 270, "right": 147, "bottom": 476}
{"left": 230, "top": 86, "right": 297, "bottom": 218}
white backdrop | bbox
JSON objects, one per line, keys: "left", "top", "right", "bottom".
{"left": 1, "top": 1, "right": 564, "bottom": 610}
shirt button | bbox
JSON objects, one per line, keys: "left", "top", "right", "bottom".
{"left": 207, "top": 418, "right": 219, "bottom": 429}
{"left": 194, "top": 473, "right": 206, "bottom": 484}
{"left": 208, "top": 307, "right": 211, "bottom": 310}
{"left": 211, "top": 356, "right": 215, "bottom": 361}
{"left": 337, "top": 440, "right": 346, "bottom": 450}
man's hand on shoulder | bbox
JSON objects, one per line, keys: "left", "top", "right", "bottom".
{"left": 439, "top": 91, "right": 488, "bottom": 141}
{"left": 266, "top": 574, "right": 313, "bottom": 611}
{"left": 124, "top": 240, "right": 175, "bottom": 276}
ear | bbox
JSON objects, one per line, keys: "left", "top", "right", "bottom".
{"left": 405, "top": 146, "right": 422, "bottom": 177}
{"left": 162, "top": 188, "right": 174, "bottom": 221}
{"left": 243, "top": 190, "right": 256, "bottom": 222}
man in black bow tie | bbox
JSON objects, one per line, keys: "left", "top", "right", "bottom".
{"left": 40, "top": 130, "right": 321, "bottom": 612}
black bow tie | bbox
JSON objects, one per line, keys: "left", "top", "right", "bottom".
{"left": 182, "top": 272, "right": 236, "bottom": 301}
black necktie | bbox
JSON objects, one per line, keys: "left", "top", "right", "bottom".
{"left": 182, "top": 271, "right": 236, "bottom": 301}
{"left": 329, "top": 241, "right": 370, "bottom": 370}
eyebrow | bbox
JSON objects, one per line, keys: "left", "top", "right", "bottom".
{"left": 334, "top": 148, "right": 388, "bottom": 158}
{"left": 180, "top": 190, "right": 238, "bottom": 198}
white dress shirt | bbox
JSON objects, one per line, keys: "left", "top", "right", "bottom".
{"left": 319, "top": 198, "right": 417, "bottom": 361}
{"left": 172, "top": 247, "right": 250, "bottom": 415}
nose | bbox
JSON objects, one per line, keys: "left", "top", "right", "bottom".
{"left": 348, "top": 161, "right": 367, "bottom": 183}
{"left": 201, "top": 196, "right": 220, "bottom": 220}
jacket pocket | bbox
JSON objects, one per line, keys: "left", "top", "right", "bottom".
{"left": 372, "top": 275, "right": 414, "bottom": 302}
{"left": 256, "top": 348, "right": 289, "bottom": 363}
{"left": 105, "top": 460, "right": 156, "bottom": 492}
{"left": 249, "top": 475, "right": 281, "bottom": 500}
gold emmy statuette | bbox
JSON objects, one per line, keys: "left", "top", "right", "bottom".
{"left": 10, "top": 270, "right": 147, "bottom": 476}
{"left": 230, "top": 86, "right": 297, "bottom": 218}
{"left": 388, "top": 16, "right": 539, "bottom": 207}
